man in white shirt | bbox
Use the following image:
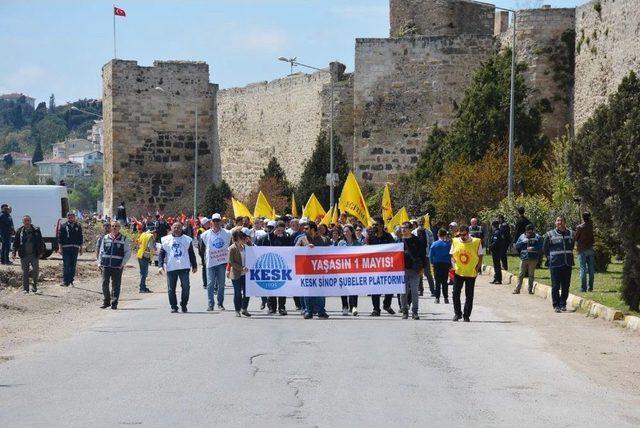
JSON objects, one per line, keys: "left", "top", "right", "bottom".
{"left": 158, "top": 222, "right": 197, "bottom": 313}
{"left": 252, "top": 218, "right": 268, "bottom": 243}
{"left": 201, "top": 213, "right": 232, "bottom": 311}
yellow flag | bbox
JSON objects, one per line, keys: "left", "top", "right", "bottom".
{"left": 320, "top": 205, "right": 333, "bottom": 226}
{"left": 291, "top": 194, "right": 298, "bottom": 217}
{"left": 382, "top": 184, "right": 393, "bottom": 225}
{"left": 302, "top": 193, "right": 326, "bottom": 222}
{"left": 338, "top": 172, "right": 371, "bottom": 226}
{"left": 232, "top": 197, "right": 253, "bottom": 220}
{"left": 331, "top": 204, "right": 339, "bottom": 224}
{"left": 387, "top": 207, "right": 409, "bottom": 233}
{"left": 253, "top": 191, "right": 274, "bottom": 219}
{"left": 423, "top": 213, "right": 431, "bottom": 230}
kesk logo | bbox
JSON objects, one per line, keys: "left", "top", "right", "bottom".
{"left": 250, "top": 253, "right": 293, "bottom": 290}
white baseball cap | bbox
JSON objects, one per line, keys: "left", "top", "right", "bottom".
{"left": 267, "top": 220, "right": 277, "bottom": 228}
{"left": 200, "top": 217, "right": 210, "bottom": 226}
{"left": 241, "top": 227, "right": 251, "bottom": 237}
{"left": 211, "top": 213, "right": 222, "bottom": 221}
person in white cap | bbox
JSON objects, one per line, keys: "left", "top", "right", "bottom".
{"left": 197, "top": 217, "right": 211, "bottom": 289}
{"left": 252, "top": 218, "right": 268, "bottom": 243}
{"left": 201, "top": 213, "right": 231, "bottom": 311}
{"left": 256, "top": 220, "right": 293, "bottom": 315}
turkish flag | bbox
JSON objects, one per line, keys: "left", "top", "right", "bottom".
{"left": 114, "top": 6, "right": 126, "bottom": 17}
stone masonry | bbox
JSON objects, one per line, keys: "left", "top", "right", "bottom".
{"left": 102, "top": 60, "right": 219, "bottom": 217}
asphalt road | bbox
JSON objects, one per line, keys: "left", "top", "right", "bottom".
{"left": 1, "top": 273, "right": 640, "bottom": 427}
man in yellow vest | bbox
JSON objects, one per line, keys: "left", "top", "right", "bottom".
{"left": 136, "top": 227, "right": 157, "bottom": 293}
{"left": 450, "top": 224, "right": 484, "bottom": 322}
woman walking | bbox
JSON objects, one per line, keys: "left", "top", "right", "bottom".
{"left": 338, "top": 224, "right": 361, "bottom": 316}
{"left": 228, "top": 229, "right": 251, "bottom": 317}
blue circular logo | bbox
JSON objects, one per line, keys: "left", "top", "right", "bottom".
{"left": 252, "top": 253, "right": 290, "bottom": 290}
{"left": 212, "top": 237, "right": 225, "bottom": 249}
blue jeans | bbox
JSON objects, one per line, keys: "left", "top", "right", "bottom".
{"left": 167, "top": 269, "right": 190, "bottom": 310}
{"left": 1, "top": 234, "right": 11, "bottom": 263}
{"left": 303, "top": 296, "right": 326, "bottom": 317}
{"left": 138, "top": 258, "right": 150, "bottom": 290}
{"left": 578, "top": 249, "right": 595, "bottom": 291}
{"left": 62, "top": 247, "right": 79, "bottom": 285}
{"left": 232, "top": 276, "right": 249, "bottom": 312}
{"left": 550, "top": 266, "right": 572, "bottom": 308}
{"left": 207, "top": 264, "right": 226, "bottom": 307}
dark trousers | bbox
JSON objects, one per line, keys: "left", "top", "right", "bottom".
{"left": 20, "top": 255, "right": 39, "bottom": 291}
{"left": 138, "top": 257, "right": 149, "bottom": 291}
{"left": 433, "top": 263, "right": 450, "bottom": 299}
{"left": 492, "top": 251, "right": 503, "bottom": 282}
{"left": 341, "top": 295, "right": 358, "bottom": 310}
{"left": 167, "top": 268, "right": 190, "bottom": 310}
{"left": 304, "top": 296, "right": 327, "bottom": 316}
{"left": 268, "top": 296, "right": 287, "bottom": 311}
{"left": 371, "top": 294, "right": 393, "bottom": 311}
{"left": 102, "top": 267, "right": 123, "bottom": 307}
{"left": 232, "top": 276, "right": 249, "bottom": 312}
{"left": 0, "top": 235, "right": 11, "bottom": 263}
{"left": 453, "top": 274, "right": 476, "bottom": 318}
{"left": 501, "top": 248, "right": 508, "bottom": 270}
{"left": 293, "top": 296, "right": 302, "bottom": 309}
{"left": 200, "top": 255, "right": 207, "bottom": 287}
{"left": 550, "top": 265, "right": 572, "bottom": 308}
{"left": 424, "top": 257, "right": 435, "bottom": 295}
{"left": 62, "top": 247, "right": 79, "bottom": 285}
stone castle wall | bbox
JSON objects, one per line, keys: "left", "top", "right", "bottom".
{"left": 217, "top": 64, "right": 353, "bottom": 196}
{"left": 352, "top": 35, "right": 495, "bottom": 184}
{"left": 102, "top": 60, "right": 219, "bottom": 217}
{"left": 390, "top": 0, "right": 495, "bottom": 37}
{"left": 500, "top": 8, "right": 576, "bottom": 140}
{"left": 574, "top": 0, "right": 640, "bottom": 131}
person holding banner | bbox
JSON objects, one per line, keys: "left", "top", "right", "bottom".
{"left": 202, "top": 214, "right": 232, "bottom": 311}
{"left": 450, "top": 225, "right": 484, "bottom": 322}
{"left": 296, "top": 221, "right": 330, "bottom": 319}
{"left": 256, "top": 221, "right": 293, "bottom": 315}
{"left": 400, "top": 222, "right": 423, "bottom": 319}
{"left": 228, "top": 229, "right": 252, "bottom": 317}
{"left": 366, "top": 217, "right": 396, "bottom": 316}
{"left": 338, "top": 224, "right": 361, "bottom": 316}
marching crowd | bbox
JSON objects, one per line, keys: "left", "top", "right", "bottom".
{"left": 1, "top": 201, "right": 598, "bottom": 320}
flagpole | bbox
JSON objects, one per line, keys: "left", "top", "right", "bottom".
{"left": 113, "top": 5, "right": 116, "bottom": 59}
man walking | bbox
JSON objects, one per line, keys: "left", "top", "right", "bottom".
{"left": 197, "top": 217, "right": 211, "bottom": 289}
{"left": 1, "top": 203, "right": 15, "bottom": 265}
{"left": 401, "top": 222, "right": 423, "bottom": 320}
{"left": 58, "top": 212, "right": 83, "bottom": 287}
{"left": 98, "top": 221, "right": 131, "bottom": 309}
{"left": 514, "top": 207, "right": 530, "bottom": 244}
{"left": 367, "top": 217, "right": 396, "bottom": 316}
{"left": 543, "top": 215, "right": 575, "bottom": 313}
{"left": 498, "top": 214, "right": 511, "bottom": 269}
{"left": 575, "top": 212, "right": 595, "bottom": 292}
{"left": 158, "top": 222, "right": 197, "bottom": 313}
{"left": 12, "top": 215, "right": 45, "bottom": 294}
{"left": 257, "top": 220, "right": 292, "bottom": 315}
{"left": 201, "top": 213, "right": 231, "bottom": 311}
{"left": 489, "top": 220, "right": 505, "bottom": 284}
{"left": 513, "top": 224, "right": 543, "bottom": 294}
{"left": 450, "top": 225, "right": 483, "bottom": 322}
{"left": 296, "top": 221, "right": 329, "bottom": 319}
{"left": 136, "top": 227, "right": 157, "bottom": 293}
{"left": 413, "top": 220, "right": 435, "bottom": 297}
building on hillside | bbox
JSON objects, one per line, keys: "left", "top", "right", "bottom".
{"left": 87, "top": 120, "right": 104, "bottom": 151}
{"left": 1, "top": 152, "right": 32, "bottom": 166}
{"left": 68, "top": 150, "right": 103, "bottom": 172}
{"left": 52, "top": 138, "right": 97, "bottom": 159}
{"left": 34, "top": 158, "right": 81, "bottom": 184}
{"left": 0, "top": 93, "right": 36, "bottom": 108}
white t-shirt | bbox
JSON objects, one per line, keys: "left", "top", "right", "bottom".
{"left": 201, "top": 227, "right": 231, "bottom": 268}
{"left": 160, "top": 234, "right": 193, "bottom": 272}
{"left": 253, "top": 229, "right": 268, "bottom": 243}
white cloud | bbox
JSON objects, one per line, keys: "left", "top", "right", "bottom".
{"left": 235, "top": 28, "right": 290, "bottom": 53}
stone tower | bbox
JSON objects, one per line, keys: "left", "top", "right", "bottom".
{"left": 102, "top": 60, "right": 219, "bottom": 217}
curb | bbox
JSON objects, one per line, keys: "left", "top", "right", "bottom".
{"left": 481, "top": 264, "right": 638, "bottom": 333}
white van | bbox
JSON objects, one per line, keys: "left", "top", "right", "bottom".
{"left": 0, "top": 185, "right": 70, "bottom": 258}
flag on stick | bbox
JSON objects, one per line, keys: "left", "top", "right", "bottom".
{"left": 302, "top": 193, "right": 326, "bottom": 222}
{"left": 423, "top": 213, "right": 431, "bottom": 230}
{"left": 338, "top": 172, "right": 371, "bottom": 226}
{"left": 331, "top": 204, "right": 339, "bottom": 225}
{"left": 253, "top": 191, "right": 275, "bottom": 219}
{"left": 386, "top": 207, "right": 409, "bottom": 233}
{"left": 112, "top": 6, "right": 126, "bottom": 59}
{"left": 291, "top": 194, "right": 298, "bottom": 217}
{"left": 381, "top": 184, "right": 393, "bottom": 226}
{"left": 114, "top": 6, "right": 126, "bottom": 16}
{"left": 232, "top": 198, "right": 253, "bottom": 220}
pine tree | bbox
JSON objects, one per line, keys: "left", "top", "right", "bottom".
{"left": 201, "top": 180, "right": 232, "bottom": 217}
{"left": 260, "top": 157, "right": 293, "bottom": 197}
{"left": 49, "top": 94, "right": 56, "bottom": 112}
{"left": 32, "top": 141, "right": 44, "bottom": 164}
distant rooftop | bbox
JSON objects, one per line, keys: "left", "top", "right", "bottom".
{"left": 0, "top": 93, "right": 35, "bottom": 101}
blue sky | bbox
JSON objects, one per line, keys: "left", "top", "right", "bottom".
{"left": 0, "top": 0, "right": 585, "bottom": 105}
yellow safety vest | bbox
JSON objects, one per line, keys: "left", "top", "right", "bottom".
{"left": 137, "top": 231, "right": 154, "bottom": 259}
{"left": 451, "top": 237, "right": 481, "bottom": 278}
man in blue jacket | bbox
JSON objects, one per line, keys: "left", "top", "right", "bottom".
{"left": 543, "top": 215, "right": 575, "bottom": 312}
{"left": 58, "top": 212, "right": 83, "bottom": 287}
{"left": 0, "top": 204, "right": 15, "bottom": 265}
{"left": 514, "top": 224, "right": 543, "bottom": 294}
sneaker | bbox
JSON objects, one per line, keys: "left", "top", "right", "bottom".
{"left": 342, "top": 307, "right": 349, "bottom": 316}
{"left": 452, "top": 315, "right": 462, "bottom": 322}
{"left": 181, "top": 306, "right": 188, "bottom": 313}
{"left": 412, "top": 313, "right": 420, "bottom": 320}
{"left": 444, "top": 298, "right": 449, "bottom": 304}
{"left": 402, "top": 311, "right": 409, "bottom": 320}
{"left": 236, "top": 311, "right": 241, "bottom": 317}
{"left": 207, "top": 305, "right": 214, "bottom": 312}
{"left": 171, "top": 308, "right": 179, "bottom": 313}
{"left": 279, "top": 309, "right": 288, "bottom": 316}
{"left": 317, "top": 313, "right": 329, "bottom": 319}
{"left": 370, "top": 309, "right": 381, "bottom": 317}
{"left": 554, "top": 307, "right": 562, "bottom": 313}
{"left": 512, "top": 289, "right": 520, "bottom": 294}
{"left": 435, "top": 298, "right": 440, "bottom": 304}
{"left": 352, "top": 307, "right": 358, "bottom": 316}
{"left": 22, "top": 290, "right": 29, "bottom": 294}
{"left": 303, "top": 313, "right": 313, "bottom": 320}
{"left": 463, "top": 317, "right": 470, "bottom": 322}
{"left": 100, "top": 303, "right": 110, "bottom": 309}
{"left": 111, "top": 305, "right": 117, "bottom": 310}
{"left": 241, "top": 310, "right": 252, "bottom": 317}
{"left": 383, "top": 306, "right": 396, "bottom": 315}
{"left": 31, "top": 288, "right": 38, "bottom": 294}
{"left": 268, "top": 309, "right": 276, "bottom": 315}
{"left": 218, "top": 305, "right": 225, "bottom": 311}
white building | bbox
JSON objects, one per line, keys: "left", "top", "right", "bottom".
{"left": 0, "top": 93, "right": 35, "bottom": 108}
{"left": 68, "top": 150, "right": 103, "bottom": 171}
{"left": 34, "top": 158, "right": 81, "bottom": 184}
{"left": 52, "top": 138, "right": 96, "bottom": 159}
{"left": 1, "top": 151, "right": 32, "bottom": 166}
{"left": 86, "top": 120, "right": 104, "bottom": 152}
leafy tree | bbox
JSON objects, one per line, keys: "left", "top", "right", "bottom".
{"left": 33, "top": 115, "right": 68, "bottom": 151}
{"left": 261, "top": 157, "right": 293, "bottom": 198}
{"left": 569, "top": 71, "right": 640, "bottom": 311}
{"left": 2, "top": 153, "right": 14, "bottom": 168}
{"left": 32, "top": 141, "right": 44, "bottom": 164}
{"left": 201, "top": 180, "right": 232, "bottom": 217}
{"left": 31, "top": 102, "right": 47, "bottom": 125}
{"left": 247, "top": 176, "right": 290, "bottom": 217}
{"left": 295, "top": 131, "right": 350, "bottom": 208}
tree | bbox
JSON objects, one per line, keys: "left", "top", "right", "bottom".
{"left": 569, "top": 71, "right": 640, "bottom": 311}
{"left": 33, "top": 115, "right": 68, "bottom": 151}
{"left": 31, "top": 102, "right": 47, "bottom": 125}
{"left": 261, "top": 157, "right": 293, "bottom": 198}
{"left": 2, "top": 153, "right": 14, "bottom": 168}
{"left": 247, "top": 176, "right": 290, "bottom": 217}
{"left": 49, "top": 94, "right": 56, "bottom": 112}
{"left": 201, "top": 180, "right": 232, "bottom": 217}
{"left": 32, "top": 141, "right": 43, "bottom": 164}
{"left": 296, "top": 131, "right": 350, "bottom": 208}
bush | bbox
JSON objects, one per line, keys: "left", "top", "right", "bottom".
{"left": 479, "top": 194, "right": 552, "bottom": 234}
{"left": 593, "top": 231, "right": 612, "bottom": 273}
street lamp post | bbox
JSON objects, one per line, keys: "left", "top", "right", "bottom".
{"left": 70, "top": 106, "right": 103, "bottom": 119}
{"left": 155, "top": 87, "right": 199, "bottom": 217}
{"left": 278, "top": 57, "right": 336, "bottom": 208}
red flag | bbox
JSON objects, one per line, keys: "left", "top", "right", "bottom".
{"left": 114, "top": 6, "right": 126, "bottom": 17}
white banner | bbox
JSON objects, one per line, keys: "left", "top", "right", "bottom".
{"left": 245, "top": 243, "right": 406, "bottom": 297}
